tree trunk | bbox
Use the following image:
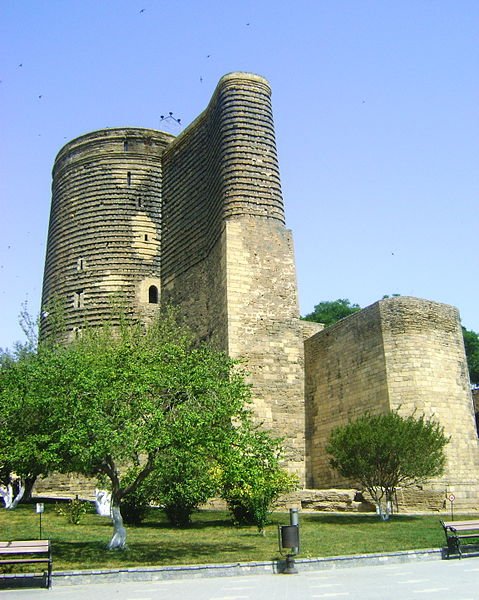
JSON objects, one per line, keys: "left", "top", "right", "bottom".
{"left": 0, "top": 485, "right": 13, "bottom": 509}
{"left": 8, "top": 480, "right": 25, "bottom": 510}
{"left": 376, "top": 495, "right": 393, "bottom": 521}
{"left": 108, "top": 504, "right": 127, "bottom": 550}
{"left": 378, "top": 505, "right": 391, "bottom": 521}
{"left": 23, "top": 477, "right": 37, "bottom": 503}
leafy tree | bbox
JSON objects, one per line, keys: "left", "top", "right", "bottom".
{"left": 463, "top": 327, "right": 479, "bottom": 386}
{"left": 219, "top": 427, "right": 298, "bottom": 534}
{"left": 302, "top": 299, "right": 361, "bottom": 326}
{"left": 145, "top": 446, "right": 219, "bottom": 527}
{"left": 0, "top": 301, "right": 67, "bottom": 507}
{"left": 0, "top": 310, "right": 253, "bottom": 549}
{"left": 326, "top": 411, "right": 448, "bottom": 520}
{"left": 120, "top": 408, "right": 295, "bottom": 531}
{"left": 0, "top": 345, "right": 65, "bottom": 508}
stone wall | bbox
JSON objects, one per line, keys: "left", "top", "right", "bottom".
{"left": 305, "top": 296, "right": 479, "bottom": 509}
{"left": 304, "top": 302, "right": 391, "bottom": 487}
{"left": 160, "top": 73, "right": 287, "bottom": 345}
{"left": 225, "top": 218, "right": 306, "bottom": 481}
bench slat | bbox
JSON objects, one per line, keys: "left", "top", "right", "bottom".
{"left": 442, "top": 521, "right": 479, "bottom": 528}
{"left": 0, "top": 541, "right": 51, "bottom": 552}
{"left": 0, "top": 558, "right": 51, "bottom": 564}
{"left": 0, "top": 547, "right": 49, "bottom": 554}
{"left": 0, "top": 540, "right": 50, "bottom": 545}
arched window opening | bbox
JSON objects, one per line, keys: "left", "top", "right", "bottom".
{"left": 127, "top": 171, "right": 132, "bottom": 187}
{"left": 124, "top": 140, "right": 129, "bottom": 151}
{"left": 148, "top": 285, "right": 158, "bottom": 304}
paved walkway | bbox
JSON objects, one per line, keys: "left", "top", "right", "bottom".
{"left": 1, "top": 557, "right": 479, "bottom": 600}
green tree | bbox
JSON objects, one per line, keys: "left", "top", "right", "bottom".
{"left": 326, "top": 411, "right": 448, "bottom": 520}
{"left": 463, "top": 327, "right": 479, "bottom": 386}
{"left": 0, "top": 310, "right": 252, "bottom": 549}
{"left": 302, "top": 299, "right": 361, "bottom": 326}
{"left": 144, "top": 446, "right": 219, "bottom": 527}
{"left": 0, "top": 345, "right": 65, "bottom": 508}
{"left": 121, "top": 409, "right": 295, "bottom": 531}
{"left": 219, "top": 427, "right": 298, "bottom": 534}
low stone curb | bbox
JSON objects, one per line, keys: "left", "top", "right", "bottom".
{"left": 50, "top": 548, "right": 443, "bottom": 586}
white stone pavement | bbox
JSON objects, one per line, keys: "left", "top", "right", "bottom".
{"left": 2, "top": 556, "right": 479, "bottom": 600}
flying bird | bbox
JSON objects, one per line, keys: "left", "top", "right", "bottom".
{"left": 139, "top": 8, "right": 145, "bottom": 13}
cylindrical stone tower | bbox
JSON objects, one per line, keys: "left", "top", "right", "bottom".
{"left": 41, "top": 127, "right": 174, "bottom": 340}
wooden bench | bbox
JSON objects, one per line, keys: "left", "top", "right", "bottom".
{"left": 440, "top": 520, "right": 479, "bottom": 558}
{"left": 0, "top": 540, "right": 52, "bottom": 588}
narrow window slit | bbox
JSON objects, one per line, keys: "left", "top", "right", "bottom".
{"left": 73, "top": 289, "right": 85, "bottom": 309}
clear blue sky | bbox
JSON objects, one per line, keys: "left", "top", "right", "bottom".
{"left": 1, "top": 0, "right": 478, "bottom": 350}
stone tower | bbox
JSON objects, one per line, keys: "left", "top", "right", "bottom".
{"left": 41, "top": 74, "right": 307, "bottom": 483}
{"left": 161, "top": 73, "right": 307, "bottom": 481}
{"left": 41, "top": 128, "right": 174, "bottom": 339}
{"left": 40, "top": 72, "right": 479, "bottom": 507}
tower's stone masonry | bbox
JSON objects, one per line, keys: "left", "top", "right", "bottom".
{"left": 161, "top": 73, "right": 306, "bottom": 481}
{"left": 224, "top": 218, "right": 306, "bottom": 480}
{"left": 305, "top": 296, "right": 479, "bottom": 509}
{"left": 305, "top": 301, "right": 390, "bottom": 487}
{"left": 40, "top": 72, "right": 479, "bottom": 508}
{"left": 381, "top": 298, "right": 479, "bottom": 503}
{"left": 41, "top": 128, "right": 174, "bottom": 339}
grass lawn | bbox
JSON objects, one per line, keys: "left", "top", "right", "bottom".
{"left": 0, "top": 502, "right": 453, "bottom": 571}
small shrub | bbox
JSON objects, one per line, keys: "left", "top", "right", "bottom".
{"left": 220, "top": 430, "right": 298, "bottom": 534}
{"left": 120, "top": 492, "right": 150, "bottom": 526}
{"left": 55, "top": 498, "right": 89, "bottom": 525}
